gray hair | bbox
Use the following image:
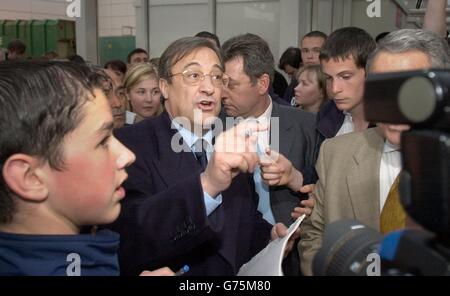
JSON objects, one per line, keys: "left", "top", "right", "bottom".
{"left": 222, "top": 33, "right": 275, "bottom": 85}
{"left": 159, "top": 37, "right": 223, "bottom": 83}
{"left": 367, "top": 29, "right": 450, "bottom": 71}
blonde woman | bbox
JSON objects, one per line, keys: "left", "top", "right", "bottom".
{"left": 123, "top": 63, "right": 163, "bottom": 124}
{"left": 293, "top": 64, "right": 328, "bottom": 113}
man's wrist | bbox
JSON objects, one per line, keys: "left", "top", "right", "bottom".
{"left": 200, "top": 173, "right": 220, "bottom": 198}
{"left": 288, "top": 169, "right": 304, "bottom": 192}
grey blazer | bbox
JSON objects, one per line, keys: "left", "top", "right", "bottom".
{"left": 299, "top": 127, "right": 385, "bottom": 275}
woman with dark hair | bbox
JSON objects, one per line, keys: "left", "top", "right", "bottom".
{"left": 278, "top": 47, "right": 302, "bottom": 103}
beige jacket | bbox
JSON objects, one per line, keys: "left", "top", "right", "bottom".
{"left": 299, "top": 127, "right": 385, "bottom": 275}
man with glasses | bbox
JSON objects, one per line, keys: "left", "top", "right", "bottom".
{"left": 299, "top": 31, "right": 327, "bottom": 66}
{"left": 113, "top": 37, "right": 299, "bottom": 276}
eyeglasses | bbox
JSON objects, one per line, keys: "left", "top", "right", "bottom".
{"left": 170, "top": 69, "right": 229, "bottom": 88}
{"left": 301, "top": 47, "right": 322, "bottom": 55}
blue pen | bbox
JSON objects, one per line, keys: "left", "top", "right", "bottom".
{"left": 175, "top": 265, "right": 190, "bottom": 276}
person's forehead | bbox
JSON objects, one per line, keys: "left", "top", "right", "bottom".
{"left": 321, "top": 56, "right": 359, "bottom": 74}
{"left": 132, "top": 52, "right": 148, "bottom": 59}
{"left": 135, "top": 77, "right": 158, "bottom": 87}
{"left": 225, "top": 56, "right": 244, "bottom": 70}
{"left": 172, "top": 47, "right": 221, "bottom": 70}
{"left": 302, "top": 37, "right": 325, "bottom": 48}
{"left": 300, "top": 69, "right": 317, "bottom": 80}
{"left": 225, "top": 57, "right": 250, "bottom": 80}
{"left": 105, "top": 69, "right": 123, "bottom": 87}
{"left": 370, "top": 50, "right": 431, "bottom": 73}
{"left": 79, "top": 89, "right": 112, "bottom": 127}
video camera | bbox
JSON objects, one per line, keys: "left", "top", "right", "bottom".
{"left": 313, "top": 69, "right": 450, "bottom": 276}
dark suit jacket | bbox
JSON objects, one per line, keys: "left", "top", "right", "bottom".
{"left": 269, "top": 90, "right": 291, "bottom": 106}
{"left": 269, "top": 103, "right": 317, "bottom": 226}
{"left": 272, "top": 70, "right": 288, "bottom": 98}
{"left": 269, "top": 103, "right": 317, "bottom": 276}
{"left": 283, "top": 78, "right": 298, "bottom": 104}
{"left": 112, "top": 112, "right": 272, "bottom": 276}
{"left": 316, "top": 100, "right": 345, "bottom": 152}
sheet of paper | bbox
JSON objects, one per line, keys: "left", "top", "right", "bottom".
{"left": 237, "top": 215, "right": 306, "bottom": 276}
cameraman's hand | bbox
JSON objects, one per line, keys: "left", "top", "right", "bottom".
{"left": 292, "top": 195, "right": 316, "bottom": 219}
{"left": 291, "top": 185, "right": 316, "bottom": 219}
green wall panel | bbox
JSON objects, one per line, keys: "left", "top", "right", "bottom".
{"left": 99, "top": 36, "right": 136, "bottom": 66}
{"left": 0, "top": 19, "right": 75, "bottom": 59}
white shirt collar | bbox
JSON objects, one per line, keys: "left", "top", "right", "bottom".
{"left": 343, "top": 111, "right": 352, "bottom": 117}
{"left": 255, "top": 96, "right": 273, "bottom": 125}
{"left": 383, "top": 140, "right": 401, "bottom": 153}
{"left": 171, "top": 119, "right": 213, "bottom": 152}
{"left": 335, "top": 111, "right": 355, "bottom": 136}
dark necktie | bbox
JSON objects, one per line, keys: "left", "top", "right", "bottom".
{"left": 193, "top": 139, "right": 208, "bottom": 172}
{"left": 194, "top": 138, "right": 222, "bottom": 228}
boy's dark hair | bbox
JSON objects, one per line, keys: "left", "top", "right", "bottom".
{"left": 279, "top": 47, "right": 302, "bottom": 70}
{"left": 159, "top": 37, "right": 223, "bottom": 83}
{"left": 68, "top": 54, "right": 86, "bottom": 64}
{"left": 7, "top": 40, "right": 26, "bottom": 55}
{"left": 319, "top": 27, "right": 376, "bottom": 69}
{"left": 222, "top": 33, "right": 275, "bottom": 84}
{"left": 0, "top": 61, "right": 107, "bottom": 224}
{"left": 195, "top": 31, "right": 221, "bottom": 48}
{"left": 127, "top": 48, "right": 148, "bottom": 63}
{"left": 104, "top": 59, "right": 127, "bottom": 75}
{"left": 375, "top": 31, "right": 390, "bottom": 43}
{"left": 149, "top": 57, "right": 160, "bottom": 69}
{"left": 302, "top": 31, "right": 328, "bottom": 42}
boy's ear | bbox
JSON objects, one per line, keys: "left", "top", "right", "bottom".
{"left": 2, "top": 154, "right": 48, "bottom": 202}
{"left": 159, "top": 79, "right": 169, "bottom": 100}
{"left": 257, "top": 73, "right": 270, "bottom": 95}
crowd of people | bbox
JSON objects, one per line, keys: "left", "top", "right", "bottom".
{"left": 0, "top": 0, "right": 449, "bottom": 276}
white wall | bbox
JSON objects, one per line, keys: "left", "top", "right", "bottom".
{"left": 0, "top": 0, "right": 72, "bottom": 20}
{"left": 145, "top": 0, "right": 301, "bottom": 63}
{"left": 2, "top": 0, "right": 448, "bottom": 63}
{"left": 148, "top": 0, "right": 210, "bottom": 58}
{"left": 77, "top": 0, "right": 99, "bottom": 64}
{"left": 98, "top": 0, "right": 136, "bottom": 37}
{"left": 217, "top": 0, "right": 280, "bottom": 58}
{"left": 351, "top": 0, "right": 402, "bottom": 38}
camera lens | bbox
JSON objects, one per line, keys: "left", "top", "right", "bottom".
{"left": 398, "top": 76, "right": 437, "bottom": 123}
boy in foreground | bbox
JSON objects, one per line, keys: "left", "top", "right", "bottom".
{"left": 0, "top": 61, "right": 171, "bottom": 276}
